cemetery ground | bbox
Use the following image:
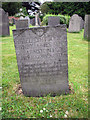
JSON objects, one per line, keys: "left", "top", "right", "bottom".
{"left": 2, "top": 25, "right": 88, "bottom": 118}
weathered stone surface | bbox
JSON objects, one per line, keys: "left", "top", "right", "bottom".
{"left": 48, "top": 16, "right": 60, "bottom": 26}
{"left": 13, "top": 25, "right": 69, "bottom": 97}
{"left": 68, "top": 14, "right": 81, "bottom": 32}
{"left": 84, "top": 15, "right": 90, "bottom": 40}
{"left": 15, "top": 19, "right": 29, "bottom": 29}
{"left": 0, "top": 8, "right": 10, "bottom": 36}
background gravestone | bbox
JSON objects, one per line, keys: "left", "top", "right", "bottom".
{"left": 80, "top": 17, "right": 84, "bottom": 30}
{"left": 0, "top": 8, "right": 10, "bottom": 36}
{"left": 15, "top": 19, "right": 29, "bottom": 29}
{"left": 13, "top": 25, "right": 69, "bottom": 97}
{"left": 25, "top": 16, "right": 30, "bottom": 26}
{"left": 84, "top": 15, "right": 90, "bottom": 40}
{"left": 30, "top": 18, "right": 35, "bottom": 25}
{"left": 48, "top": 16, "right": 60, "bottom": 26}
{"left": 68, "top": 14, "right": 81, "bottom": 32}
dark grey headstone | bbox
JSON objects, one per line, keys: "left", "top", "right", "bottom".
{"left": 13, "top": 25, "right": 69, "bottom": 97}
{"left": 15, "top": 19, "right": 29, "bottom": 29}
{"left": 0, "top": 8, "right": 10, "bottom": 36}
{"left": 48, "top": 16, "right": 60, "bottom": 26}
{"left": 84, "top": 15, "right": 90, "bottom": 40}
{"left": 68, "top": 14, "right": 81, "bottom": 32}
{"left": 80, "top": 17, "right": 84, "bottom": 30}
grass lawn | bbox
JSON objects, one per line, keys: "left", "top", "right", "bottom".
{"left": 1, "top": 25, "right": 88, "bottom": 118}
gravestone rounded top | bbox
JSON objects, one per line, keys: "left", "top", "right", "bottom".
{"left": 25, "top": 16, "right": 30, "bottom": 19}
{"left": 70, "top": 14, "right": 80, "bottom": 20}
{"left": 19, "top": 16, "right": 25, "bottom": 20}
{"left": 0, "top": 8, "right": 5, "bottom": 15}
{"left": 68, "top": 14, "right": 81, "bottom": 32}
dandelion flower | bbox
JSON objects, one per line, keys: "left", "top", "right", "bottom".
{"left": 40, "top": 110, "right": 43, "bottom": 113}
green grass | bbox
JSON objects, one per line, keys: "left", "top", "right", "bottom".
{"left": 1, "top": 25, "right": 88, "bottom": 118}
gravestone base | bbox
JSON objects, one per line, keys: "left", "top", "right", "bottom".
{"left": 13, "top": 25, "right": 69, "bottom": 97}
{"left": 22, "top": 75, "right": 69, "bottom": 97}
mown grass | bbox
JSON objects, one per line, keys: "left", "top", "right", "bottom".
{"left": 1, "top": 25, "right": 88, "bottom": 118}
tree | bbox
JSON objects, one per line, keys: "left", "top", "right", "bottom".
{"left": 22, "top": 2, "right": 41, "bottom": 16}
{"left": 40, "top": 2, "right": 90, "bottom": 19}
{"left": 40, "top": 2, "right": 50, "bottom": 14}
{"left": 2, "top": 2, "right": 22, "bottom": 16}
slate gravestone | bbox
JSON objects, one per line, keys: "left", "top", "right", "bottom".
{"left": 68, "top": 14, "right": 81, "bottom": 32}
{"left": 84, "top": 15, "right": 90, "bottom": 40}
{"left": 13, "top": 25, "right": 69, "bottom": 97}
{"left": 0, "top": 8, "right": 10, "bottom": 36}
{"left": 15, "top": 19, "right": 29, "bottom": 29}
{"left": 48, "top": 16, "right": 60, "bottom": 26}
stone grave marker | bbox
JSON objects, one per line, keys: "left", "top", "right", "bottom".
{"left": 68, "top": 14, "right": 81, "bottom": 32}
{"left": 30, "top": 18, "right": 35, "bottom": 26}
{"left": 80, "top": 17, "right": 84, "bottom": 30}
{"left": 84, "top": 15, "right": 90, "bottom": 40}
{"left": 25, "top": 16, "right": 30, "bottom": 26}
{"left": 13, "top": 25, "right": 69, "bottom": 97}
{"left": 15, "top": 19, "right": 29, "bottom": 29}
{"left": 48, "top": 16, "right": 60, "bottom": 26}
{"left": 0, "top": 8, "right": 10, "bottom": 36}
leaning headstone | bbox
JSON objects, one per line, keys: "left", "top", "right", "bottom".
{"left": 84, "top": 15, "right": 90, "bottom": 40}
{"left": 15, "top": 19, "right": 29, "bottom": 29}
{"left": 68, "top": 14, "right": 81, "bottom": 32}
{"left": 13, "top": 25, "right": 69, "bottom": 97}
{"left": 48, "top": 16, "right": 60, "bottom": 26}
{"left": 0, "top": 8, "right": 10, "bottom": 36}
